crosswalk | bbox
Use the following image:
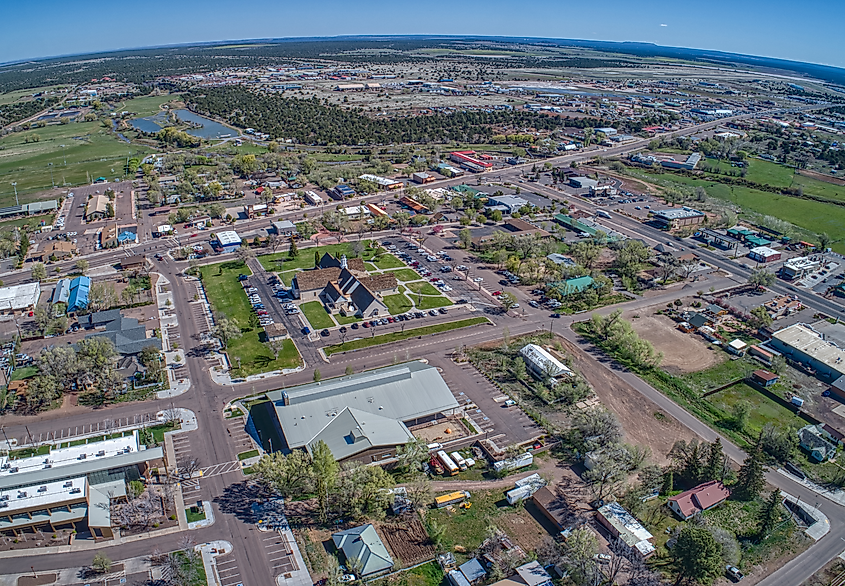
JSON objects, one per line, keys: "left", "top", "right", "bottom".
{"left": 202, "top": 461, "right": 242, "bottom": 478}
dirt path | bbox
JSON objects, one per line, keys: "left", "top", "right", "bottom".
{"left": 557, "top": 336, "right": 700, "bottom": 464}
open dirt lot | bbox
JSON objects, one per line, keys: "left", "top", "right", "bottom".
{"left": 623, "top": 306, "right": 723, "bottom": 375}
{"left": 412, "top": 420, "right": 469, "bottom": 443}
{"left": 380, "top": 519, "right": 436, "bottom": 565}
{"left": 558, "top": 336, "right": 700, "bottom": 464}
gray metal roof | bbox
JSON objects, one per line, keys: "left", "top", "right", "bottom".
{"left": 0, "top": 447, "right": 163, "bottom": 491}
{"left": 268, "top": 362, "right": 458, "bottom": 453}
{"left": 308, "top": 407, "right": 413, "bottom": 461}
{"left": 332, "top": 524, "right": 394, "bottom": 576}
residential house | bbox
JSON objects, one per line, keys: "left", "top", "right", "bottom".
{"left": 667, "top": 481, "right": 730, "bottom": 520}
{"left": 32, "top": 241, "right": 77, "bottom": 262}
{"left": 821, "top": 424, "right": 845, "bottom": 448}
{"left": 798, "top": 424, "right": 838, "bottom": 462}
{"left": 332, "top": 524, "right": 394, "bottom": 576}
{"left": 750, "top": 369, "right": 779, "bottom": 387}
{"left": 530, "top": 486, "right": 570, "bottom": 530}
{"left": 596, "top": 503, "right": 655, "bottom": 558}
{"left": 727, "top": 339, "right": 747, "bottom": 356}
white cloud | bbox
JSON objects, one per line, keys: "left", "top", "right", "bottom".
{"left": 660, "top": 23, "right": 668, "bottom": 27}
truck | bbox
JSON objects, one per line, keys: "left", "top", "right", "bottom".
{"left": 435, "top": 490, "right": 471, "bottom": 508}
{"left": 450, "top": 451, "right": 468, "bottom": 471}
{"left": 437, "top": 450, "right": 459, "bottom": 476}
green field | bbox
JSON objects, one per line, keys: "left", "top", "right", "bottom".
{"left": 199, "top": 260, "right": 302, "bottom": 375}
{"left": 427, "top": 490, "right": 509, "bottom": 553}
{"left": 707, "top": 382, "right": 807, "bottom": 437}
{"left": 417, "top": 296, "right": 453, "bottom": 310}
{"left": 300, "top": 300, "right": 335, "bottom": 330}
{"left": 371, "top": 254, "right": 405, "bottom": 269}
{"left": 639, "top": 170, "right": 845, "bottom": 253}
{"left": 0, "top": 121, "right": 153, "bottom": 202}
{"left": 258, "top": 243, "right": 373, "bottom": 273}
{"left": 185, "top": 507, "right": 207, "bottom": 523}
{"left": 324, "top": 317, "right": 489, "bottom": 356}
{"left": 0, "top": 86, "right": 65, "bottom": 106}
{"left": 0, "top": 213, "right": 54, "bottom": 232}
{"left": 119, "top": 94, "right": 178, "bottom": 117}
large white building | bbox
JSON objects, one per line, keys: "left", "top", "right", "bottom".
{"left": 0, "top": 431, "right": 162, "bottom": 538}
{"left": 0, "top": 282, "right": 41, "bottom": 312}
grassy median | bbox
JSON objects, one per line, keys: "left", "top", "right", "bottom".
{"left": 324, "top": 316, "right": 490, "bottom": 356}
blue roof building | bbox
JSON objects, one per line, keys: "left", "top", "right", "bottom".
{"left": 67, "top": 276, "right": 91, "bottom": 312}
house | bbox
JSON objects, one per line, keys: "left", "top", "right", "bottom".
{"left": 798, "top": 424, "right": 838, "bottom": 462}
{"left": 687, "top": 313, "right": 711, "bottom": 330}
{"left": 485, "top": 563, "right": 553, "bottom": 586}
{"left": 530, "top": 486, "right": 570, "bottom": 530}
{"left": 332, "top": 524, "right": 393, "bottom": 577}
{"left": 267, "top": 362, "right": 460, "bottom": 463}
{"left": 749, "top": 345, "right": 774, "bottom": 365}
{"left": 667, "top": 481, "right": 730, "bottom": 520}
{"left": 82, "top": 309, "right": 161, "bottom": 355}
{"left": 459, "top": 559, "right": 487, "bottom": 585}
{"left": 263, "top": 323, "right": 288, "bottom": 342}
{"left": 727, "top": 339, "right": 748, "bottom": 356}
{"left": 597, "top": 503, "right": 655, "bottom": 558}
{"left": 822, "top": 424, "right": 845, "bottom": 447}
{"left": 703, "top": 304, "right": 728, "bottom": 320}
{"left": 751, "top": 369, "right": 779, "bottom": 387}
{"left": 32, "top": 241, "right": 77, "bottom": 262}
{"left": 270, "top": 220, "right": 297, "bottom": 236}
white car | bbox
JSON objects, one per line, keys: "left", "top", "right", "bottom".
{"left": 426, "top": 255, "right": 438, "bottom": 262}
{"left": 340, "top": 575, "right": 356, "bottom": 583}
{"left": 441, "top": 286, "right": 453, "bottom": 292}
{"left": 473, "top": 277, "right": 483, "bottom": 282}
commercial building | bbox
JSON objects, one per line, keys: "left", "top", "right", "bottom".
{"left": 0, "top": 431, "right": 163, "bottom": 538}
{"left": 449, "top": 151, "right": 493, "bottom": 172}
{"left": 52, "top": 276, "right": 89, "bottom": 312}
{"left": 411, "top": 172, "right": 436, "bottom": 184}
{"left": 436, "top": 163, "right": 464, "bottom": 177}
{"left": 0, "top": 283, "right": 41, "bottom": 312}
{"left": 332, "top": 524, "right": 393, "bottom": 577}
{"left": 769, "top": 323, "right": 845, "bottom": 381}
{"left": 266, "top": 362, "right": 460, "bottom": 463}
{"left": 86, "top": 194, "right": 111, "bottom": 221}
{"left": 214, "top": 231, "right": 242, "bottom": 253}
{"left": 0, "top": 200, "right": 58, "bottom": 220}
{"left": 596, "top": 502, "right": 655, "bottom": 558}
{"left": 304, "top": 191, "right": 324, "bottom": 206}
{"left": 487, "top": 195, "right": 528, "bottom": 214}
{"left": 596, "top": 127, "right": 617, "bottom": 136}
{"left": 660, "top": 152, "right": 701, "bottom": 170}
{"left": 652, "top": 207, "right": 705, "bottom": 230}
{"left": 244, "top": 203, "right": 269, "bottom": 218}
{"left": 31, "top": 241, "right": 77, "bottom": 262}
{"left": 119, "top": 255, "right": 146, "bottom": 271}
{"left": 748, "top": 246, "right": 781, "bottom": 263}
{"left": 270, "top": 220, "right": 297, "bottom": 236}
{"left": 667, "top": 481, "right": 730, "bottom": 520}
{"left": 780, "top": 257, "right": 820, "bottom": 280}
{"left": 332, "top": 184, "right": 356, "bottom": 200}
{"left": 359, "top": 174, "right": 404, "bottom": 190}
{"left": 343, "top": 206, "right": 371, "bottom": 220}
{"left": 101, "top": 223, "right": 138, "bottom": 248}
{"left": 519, "top": 344, "right": 573, "bottom": 381}
{"left": 548, "top": 276, "right": 594, "bottom": 297}
{"left": 569, "top": 177, "right": 599, "bottom": 190}
{"left": 82, "top": 309, "right": 162, "bottom": 355}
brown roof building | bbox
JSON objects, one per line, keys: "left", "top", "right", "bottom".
{"left": 530, "top": 486, "right": 570, "bottom": 530}
{"left": 667, "top": 481, "right": 730, "bottom": 520}
{"left": 32, "top": 241, "right": 77, "bottom": 262}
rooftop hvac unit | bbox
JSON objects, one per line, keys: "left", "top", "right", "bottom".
{"left": 8, "top": 467, "right": 18, "bottom": 473}
{"left": 17, "top": 491, "right": 27, "bottom": 498}
{"left": 0, "top": 502, "right": 7, "bottom": 509}
{"left": 0, "top": 494, "right": 9, "bottom": 501}
{"left": 70, "top": 488, "right": 82, "bottom": 494}
{"left": 38, "top": 486, "right": 47, "bottom": 493}
{"left": 63, "top": 481, "right": 73, "bottom": 488}
{"left": 96, "top": 450, "right": 106, "bottom": 457}
{"left": 78, "top": 454, "right": 86, "bottom": 460}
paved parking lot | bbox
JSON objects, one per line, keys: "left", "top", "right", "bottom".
{"left": 215, "top": 552, "right": 244, "bottom": 586}
{"left": 262, "top": 530, "right": 298, "bottom": 576}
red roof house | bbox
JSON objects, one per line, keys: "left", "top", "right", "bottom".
{"left": 667, "top": 481, "right": 730, "bottom": 520}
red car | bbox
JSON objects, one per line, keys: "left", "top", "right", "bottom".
{"left": 430, "top": 278, "right": 439, "bottom": 282}
{"left": 492, "top": 291, "right": 503, "bottom": 296}
{"left": 362, "top": 322, "right": 370, "bottom": 328}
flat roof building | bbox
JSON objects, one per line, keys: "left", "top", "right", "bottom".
{"left": 770, "top": 323, "right": 845, "bottom": 381}
{"left": 748, "top": 246, "right": 781, "bottom": 263}
{"left": 652, "top": 207, "right": 705, "bottom": 229}
{"left": 0, "top": 283, "right": 41, "bottom": 312}
{"left": 596, "top": 502, "right": 655, "bottom": 558}
{"left": 215, "top": 230, "right": 242, "bottom": 251}
{"left": 267, "top": 362, "right": 460, "bottom": 463}
{"left": 359, "top": 174, "right": 404, "bottom": 190}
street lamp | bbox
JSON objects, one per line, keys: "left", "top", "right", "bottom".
{"left": 10, "top": 182, "right": 18, "bottom": 206}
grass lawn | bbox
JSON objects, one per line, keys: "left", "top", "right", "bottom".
{"left": 334, "top": 313, "right": 362, "bottom": 325}
{"left": 300, "top": 301, "right": 336, "bottom": 330}
{"left": 372, "top": 561, "right": 444, "bottom": 586}
{"left": 11, "top": 365, "right": 38, "bottom": 380}
{"left": 200, "top": 260, "right": 302, "bottom": 375}
{"left": 237, "top": 449, "right": 259, "bottom": 461}
{"left": 681, "top": 355, "right": 748, "bottom": 394}
{"left": 185, "top": 507, "right": 207, "bottom": 523}
{"left": 386, "top": 268, "right": 421, "bottom": 282}
{"left": 707, "top": 382, "right": 807, "bottom": 437}
{"left": 0, "top": 213, "right": 54, "bottom": 232}
{"left": 0, "top": 120, "right": 154, "bottom": 202}
{"left": 258, "top": 243, "right": 371, "bottom": 272}
{"left": 383, "top": 293, "right": 414, "bottom": 314}
{"left": 121, "top": 94, "right": 178, "bottom": 117}
{"left": 372, "top": 254, "right": 406, "bottom": 270}
{"left": 8, "top": 444, "right": 50, "bottom": 458}
{"left": 417, "top": 296, "right": 453, "bottom": 310}
{"left": 324, "top": 317, "right": 489, "bottom": 356}
{"left": 406, "top": 281, "right": 441, "bottom": 295}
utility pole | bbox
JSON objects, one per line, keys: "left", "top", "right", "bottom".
{"left": 11, "top": 182, "right": 18, "bottom": 206}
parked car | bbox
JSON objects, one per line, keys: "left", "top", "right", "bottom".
{"left": 321, "top": 329, "right": 330, "bottom": 337}
{"left": 726, "top": 566, "right": 744, "bottom": 582}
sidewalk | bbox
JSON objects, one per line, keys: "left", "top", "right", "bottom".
{"left": 154, "top": 272, "right": 192, "bottom": 396}
{"left": 781, "top": 491, "right": 831, "bottom": 541}
{"left": 197, "top": 540, "right": 233, "bottom": 586}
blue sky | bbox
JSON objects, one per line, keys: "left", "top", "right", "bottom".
{"left": 1, "top": 0, "right": 842, "bottom": 69}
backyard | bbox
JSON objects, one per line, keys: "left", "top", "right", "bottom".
{"left": 706, "top": 382, "right": 808, "bottom": 437}
{"left": 199, "top": 260, "right": 302, "bottom": 375}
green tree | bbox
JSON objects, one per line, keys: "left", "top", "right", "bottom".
{"left": 212, "top": 315, "right": 242, "bottom": 350}
{"left": 313, "top": 368, "right": 321, "bottom": 382}
{"left": 337, "top": 463, "right": 394, "bottom": 520}
{"left": 703, "top": 438, "right": 726, "bottom": 483}
{"left": 673, "top": 526, "right": 723, "bottom": 586}
{"left": 499, "top": 292, "right": 518, "bottom": 312}
{"left": 734, "top": 446, "right": 767, "bottom": 501}
{"left": 311, "top": 440, "right": 339, "bottom": 523}
{"left": 31, "top": 262, "right": 47, "bottom": 282}
{"left": 315, "top": 249, "right": 321, "bottom": 267}
{"left": 748, "top": 269, "right": 775, "bottom": 290}
{"left": 75, "top": 258, "right": 89, "bottom": 275}
{"left": 396, "top": 438, "right": 430, "bottom": 473}
{"left": 749, "top": 305, "right": 773, "bottom": 329}
{"left": 92, "top": 552, "right": 112, "bottom": 574}
{"left": 253, "top": 450, "right": 313, "bottom": 498}
{"left": 288, "top": 238, "right": 299, "bottom": 258}
{"left": 757, "top": 489, "right": 783, "bottom": 539}
{"left": 459, "top": 228, "right": 472, "bottom": 249}
{"left": 563, "top": 527, "right": 598, "bottom": 585}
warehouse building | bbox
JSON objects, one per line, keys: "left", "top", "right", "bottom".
{"left": 0, "top": 283, "right": 41, "bottom": 313}
{"left": 651, "top": 207, "right": 705, "bottom": 230}
{"left": 359, "top": 174, "right": 404, "bottom": 190}
{"left": 769, "top": 322, "right": 845, "bottom": 381}
{"left": 0, "top": 431, "right": 163, "bottom": 538}
{"left": 267, "top": 362, "right": 460, "bottom": 463}
{"left": 748, "top": 246, "right": 781, "bottom": 263}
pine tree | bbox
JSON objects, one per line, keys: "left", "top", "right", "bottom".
{"left": 288, "top": 238, "right": 298, "bottom": 258}
{"left": 661, "top": 470, "right": 674, "bottom": 495}
{"left": 757, "top": 489, "right": 782, "bottom": 539}
{"left": 314, "top": 250, "right": 320, "bottom": 267}
{"left": 734, "top": 446, "right": 767, "bottom": 501}
{"left": 704, "top": 438, "right": 725, "bottom": 482}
